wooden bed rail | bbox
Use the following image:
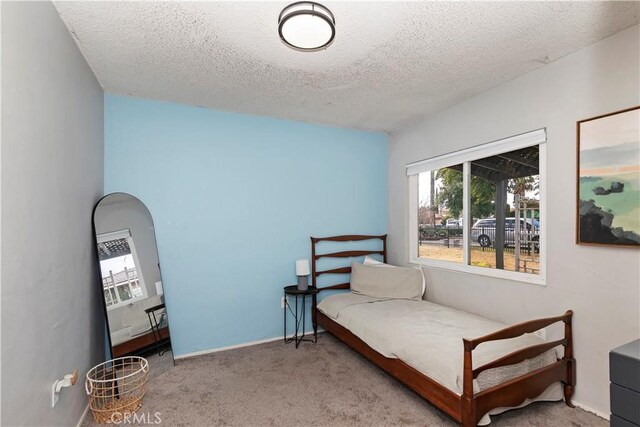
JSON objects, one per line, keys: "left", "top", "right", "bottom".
{"left": 310, "top": 234, "right": 387, "bottom": 291}
{"left": 317, "top": 283, "right": 350, "bottom": 292}
{"left": 472, "top": 338, "right": 568, "bottom": 379}
{"left": 314, "top": 249, "right": 385, "bottom": 260}
{"left": 311, "top": 234, "right": 388, "bottom": 243}
{"left": 316, "top": 266, "right": 352, "bottom": 276}
{"left": 463, "top": 310, "right": 573, "bottom": 351}
{"left": 461, "top": 310, "right": 575, "bottom": 426}
{"left": 310, "top": 234, "right": 387, "bottom": 331}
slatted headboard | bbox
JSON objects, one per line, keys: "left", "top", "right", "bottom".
{"left": 310, "top": 234, "right": 387, "bottom": 293}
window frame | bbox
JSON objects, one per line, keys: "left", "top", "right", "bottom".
{"left": 407, "top": 129, "right": 547, "bottom": 286}
{"left": 98, "top": 229, "right": 149, "bottom": 310}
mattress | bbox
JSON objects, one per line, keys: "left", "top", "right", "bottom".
{"left": 318, "top": 293, "right": 563, "bottom": 424}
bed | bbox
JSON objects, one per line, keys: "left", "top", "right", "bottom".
{"left": 310, "top": 234, "right": 575, "bottom": 427}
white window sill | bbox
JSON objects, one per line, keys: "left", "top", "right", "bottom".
{"left": 409, "top": 257, "right": 546, "bottom": 286}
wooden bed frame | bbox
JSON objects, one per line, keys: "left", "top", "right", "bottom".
{"left": 310, "top": 234, "right": 575, "bottom": 427}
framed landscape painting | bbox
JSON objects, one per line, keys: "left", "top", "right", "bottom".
{"left": 577, "top": 106, "right": 640, "bottom": 247}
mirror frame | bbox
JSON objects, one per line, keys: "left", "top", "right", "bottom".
{"left": 92, "top": 192, "right": 174, "bottom": 363}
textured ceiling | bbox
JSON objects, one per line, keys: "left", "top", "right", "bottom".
{"left": 54, "top": 1, "right": 639, "bottom": 132}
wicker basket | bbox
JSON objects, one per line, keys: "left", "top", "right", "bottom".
{"left": 86, "top": 356, "right": 149, "bottom": 424}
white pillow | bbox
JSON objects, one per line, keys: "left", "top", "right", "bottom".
{"left": 351, "top": 263, "right": 423, "bottom": 300}
{"left": 363, "top": 255, "right": 385, "bottom": 266}
{"left": 362, "top": 256, "right": 426, "bottom": 296}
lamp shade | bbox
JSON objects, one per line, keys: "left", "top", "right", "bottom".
{"left": 295, "top": 259, "right": 310, "bottom": 276}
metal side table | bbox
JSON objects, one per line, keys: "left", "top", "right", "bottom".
{"left": 283, "top": 285, "right": 318, "bottom": 348}
{"left": 144, "top": 303, "right": 170, "bottom": 356}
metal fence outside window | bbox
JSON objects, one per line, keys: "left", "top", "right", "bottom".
{"left": 419, "top": 226, "right": 539, "bottom": 255}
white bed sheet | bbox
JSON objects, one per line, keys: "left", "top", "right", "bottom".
{"left": 318, "top": 293, "right": 563, "bottom": 424}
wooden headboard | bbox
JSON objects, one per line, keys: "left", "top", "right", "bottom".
{"left": 310, "top": 234, "right": 387, "bottom": 293}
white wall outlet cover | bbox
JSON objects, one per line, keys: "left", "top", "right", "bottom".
{"left": 51, "top": 370, "right": 77, "bottom": 407}
{"left": 155, "top": 281, "right": 163, "bottom": 296}
{"left": 51, "top": 381, "right": 59, "bottom": 408}
{"left": 280, "top": 296, "right": 291, "bottom": 309}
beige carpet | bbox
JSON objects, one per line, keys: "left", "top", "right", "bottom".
{"left": 83, "top": 334, "right": 606, "bottom": 426}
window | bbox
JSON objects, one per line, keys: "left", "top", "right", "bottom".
{"left": 417, "top": 164, "right": 464, "bottom": 263}
{"left": 408, "top": 129, "right": 546, "bottom": 284}
{"left": 97, "top": 230, "right": 148, "bottom": 309}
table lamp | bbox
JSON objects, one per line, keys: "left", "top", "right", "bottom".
{"left": 296, "top": 259, "right": 310, "bottom": 290}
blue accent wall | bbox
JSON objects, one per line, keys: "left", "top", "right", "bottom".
{"left": 104, "top": 95, "right": 388, "bottom": 356}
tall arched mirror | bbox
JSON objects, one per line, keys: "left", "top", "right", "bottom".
{"left": 93, "top": 193, "right": 173, "bottom": 362}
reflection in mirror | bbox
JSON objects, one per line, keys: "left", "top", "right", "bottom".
{"left": 93, "top": 193, "right": 173, "bottom": 363}
{"left": 98, "top": 230, "right": 147, "bottom": 309}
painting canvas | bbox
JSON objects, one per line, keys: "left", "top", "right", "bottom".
{"left": 577, "top": 106, "right": 640, "bottom": 247}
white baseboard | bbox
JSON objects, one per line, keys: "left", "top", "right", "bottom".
{"left": 174, "top": 329, "right": 323, "bottom": 360}
{"left": 76, "top": 403, "right": 90, "bottom": 427}
{"left": 573, "top": 401, "right": 609, "bottom": 421}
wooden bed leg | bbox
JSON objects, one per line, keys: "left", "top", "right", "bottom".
{"left": 461, "top": 397, "right": 477, "bottom": 427}
{"left": 563, "top": 310, "right": 576, "bottom": 408}
{"left": 564, "top": 383, "right": 575, "bottom": 408}
{"left": 564, "top": 358, "right": 576, "bottom": 408}
{"left": 311, "top": 294, "right": 318, "bottom": 333}
{"left": 461, "top": 340, "right": 477, "bottom": 426}
{"left": 311, "top": 237, "right": 318, "bottom": 333}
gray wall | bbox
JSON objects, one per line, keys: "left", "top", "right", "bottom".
{"left": 388, "top": 25, "right": 640, "bottom": 416}
{"left": 1, "top": 2, "right": 104, "bottom": 426}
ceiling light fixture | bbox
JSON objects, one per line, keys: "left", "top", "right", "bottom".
{"left": 278, "top": 2, "right": 335, "bottom": 52}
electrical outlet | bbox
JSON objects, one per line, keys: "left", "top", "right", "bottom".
{"left": 280, "top": 296, "right": 290, "bottom": 309}
{"left": 51, "top": 382, "right": 59, "bottom": 408}
{"left": 51, "top": 370, "right": 77, "bottom": 408}
{"left": 534, "top": 328, "right": 546, "bottom": 341}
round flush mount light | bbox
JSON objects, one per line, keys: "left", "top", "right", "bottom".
{"left": 278, "top": 2, "right": 335, "bottom": 52}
